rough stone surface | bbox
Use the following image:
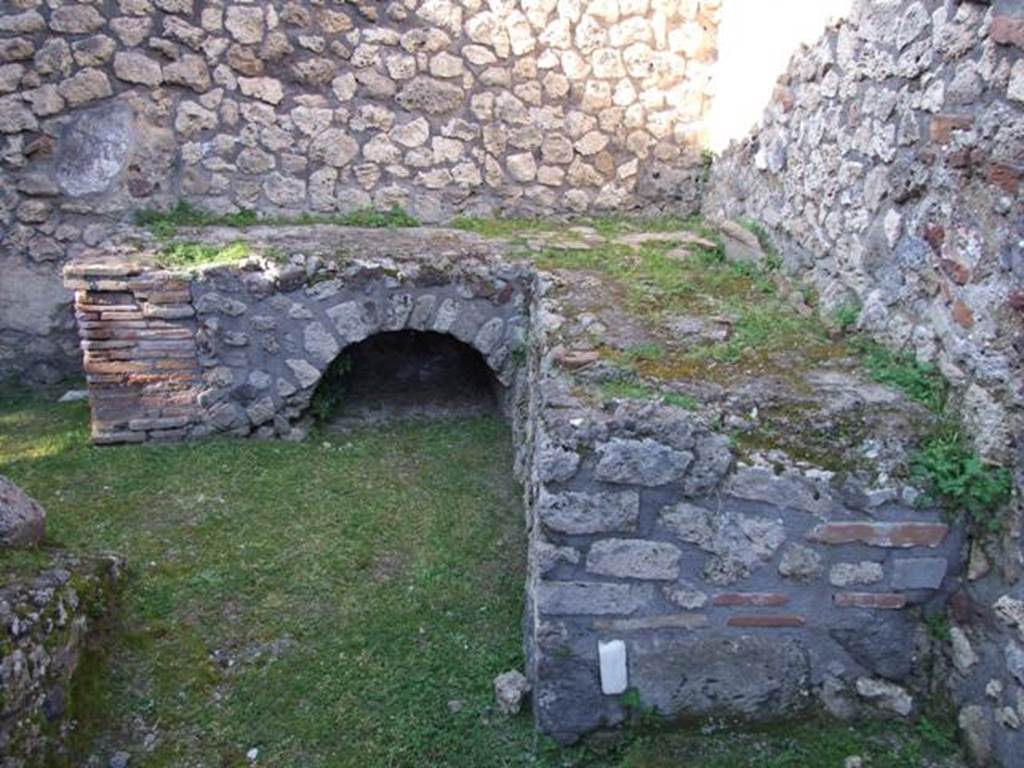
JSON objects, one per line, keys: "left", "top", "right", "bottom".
{"left": 856, "top": 678, "right": 914, "bottom": 717}
{"left": 705, "top": 0, "right": 1022, "bottom": 475}
{"left": 494, "top": 670, "right": 531, "bottom": 716}
{"left": 538, "top": 489, "right": 639, "bottom": 535}
{"left": 55, "top": 102, "right": 134, "bottom": 196}
{"left": 594, "top": 437, "right": 691, "bottom": 487}
{"left": 629, "top": 635, "right": 811, "bottom": 719}
{"left": 0, "top": 474, "right": 45, "bottom": 547}
{"left": 0, "top": 555, "right": 123, "bottom": 766}
{"left": 891, "top": 557, "right": 948, "bottom": 590}
{"left": 586, "top": 539, "right": 681, "bottom": 580}
{"left": 6, "top": 0, "right": 1017, "bottom": 751}
{"left": 829, "top": 561, "right": 884, "bottom": 588}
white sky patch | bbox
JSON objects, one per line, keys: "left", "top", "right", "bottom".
{"left": 707, "top": 0, "right": 856, "bottom": 152}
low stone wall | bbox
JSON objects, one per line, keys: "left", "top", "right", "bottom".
{"left": 1, "top": 0, "right": 721, "bottom": 383}
{"left": 522, "top": 280, "right": 964, "bottom": 743}
{"left": 0, "top": 555, "right": 123, "bottom": 767}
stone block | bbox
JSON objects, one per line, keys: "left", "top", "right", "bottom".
{"left": 535, "top": 581, "right": 653, "bottom": 616}
{"left": 725, "top": 466, "right": 831, "bottom": 515}
{"left": 586, "top": 539, "right": 681, "bottom": 580}
{"left": 595, "top": 437, "right": 691, "bottom": 487}
{"left": 0, "top": 475, "right": 45, "bottom": 548}
{"left": 891, "top": 557, "right": 947, "bottom": 590}
{"left": 830, "top": 612, "right": 915, "bottom": 679}
{"left": 856, "top": 678, "right": 913, "bottom": 716}
{"left": 55, "top": 102, "right": 133, "bottom": 196}
{"left": 538, "top": 490, "right": 639, "bottom": 535}
{"left": 628, "top": 635, "right": 811, "bottom": 719}
{"left": 829, "top": 561, "right": 884, "bottom": 587}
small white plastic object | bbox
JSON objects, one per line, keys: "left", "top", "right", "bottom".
{"left": 598, "top": 639, "right": 628, "bottom": 695}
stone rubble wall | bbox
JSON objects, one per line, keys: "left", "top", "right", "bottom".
{"left": 522, "top": 280, "right": 965, "bottom": 744}
{"left": 1, "top": 0, "right": 721, "bottom": 384}
{"left": 0, "top": 555, "right": 123, "bottom": 768}
{"left": 64, "top": 228, "right": 532, "bottom": 443}
{"left": 703, "top": 2, "right": 1024, "bottom": 764}
{"left": 704, "top": 0, "right": 1023, "bottom": 468}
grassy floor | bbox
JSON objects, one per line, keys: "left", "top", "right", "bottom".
{"left": 0, "top": 388, "right": 962, "bottom": 767}
{"left": 1, "top": 389, "right": 536, "bottom": 767}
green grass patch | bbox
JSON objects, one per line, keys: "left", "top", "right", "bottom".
{"left": 154, "top": 239, "right": 256, "bottom": 270}
{"left": 451, "top": 214, "right": 716, "bottom": 242}
{"left": 535, "top": 236, "right": 839, "bottom": 385}
{"left": 598, "top": 380, "right": 698, "bottom": 410}
{"left": 136, "top": 200, "right": 259, "bottom": 237}
{"left": 694, "top": 306, "right": 821, "bottom": 366}
{"left": 621, "top": 343, "right": 666, "bottom": 363}
{"left": 136, "top": 200, "right": 419, "bottom": 238}
{"left": 833, "top": 300, "right": 861, "bottom": 332}
{"left": 911, "top": 428, "right": 1013, "bottom": 533}
{"left": 0, "top": 389, "right": 530, "bottom": 767}
{"left": 337, "top": 205, "right": 420, "bottom": 228}
{"left": 450, "top": 215, "right": 564, "bottom": 238}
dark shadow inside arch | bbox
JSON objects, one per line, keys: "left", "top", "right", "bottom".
{"left": 311, "top": 330, "right": 502, "bottom": 428}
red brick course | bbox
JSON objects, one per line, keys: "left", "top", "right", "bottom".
{"left": 713, "top": 593, "right": 790, "bottom": 607}
{"left": 806, "top": 522, "right": 948, "bottom": 548}
{"left": 834, "top": 592, "right": 908, "bottom": 610}
{"left": 68, "top": 263, "right": 203, "bottom": 445}
{"left": 727, "top": 615, "right": 806, "bottom": 628}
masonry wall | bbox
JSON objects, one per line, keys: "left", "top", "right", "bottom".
{"left": 0, "top": 555, "right": 123, "bottom": 767}
{"left": 0, "top": 0, "right": 721, "bottom": 384}
{"left": 705, "top": 0, "right": 1023, "bottom": 467}
{"left": 704, "top": 2, "right": 1024, "bottom": 764}
{"left": 522, "top": 281, "right": 966, "bottom": 744}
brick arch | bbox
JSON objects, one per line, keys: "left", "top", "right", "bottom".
{"left": 65, "top": 252, "right": 531, "bottom": 444}
{"left": 193, "top": 267, "right": 529, "bottom": 439}
{"left": 275, "top": 289, "right": 525, "bottom": 426}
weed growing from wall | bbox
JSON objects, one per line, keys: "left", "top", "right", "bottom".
{"left": 911, "top": 428, "right": 1013, "bottom": 534}
{"left": 854, "top": 339, "right": 948, "bottom": 413}
{"left": 846, "top": 341, "right": 1011, "bottom": 532}
{"left": 832, "top": 300, "right": 861, "bottom": 332}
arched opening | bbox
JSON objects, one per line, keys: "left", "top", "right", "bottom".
{"left": 310, "top": 330, "right": 502, "bottom": 427}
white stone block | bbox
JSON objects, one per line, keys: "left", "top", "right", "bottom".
{"left": 598, "top": 639, "right": 628, "bottom": 695}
